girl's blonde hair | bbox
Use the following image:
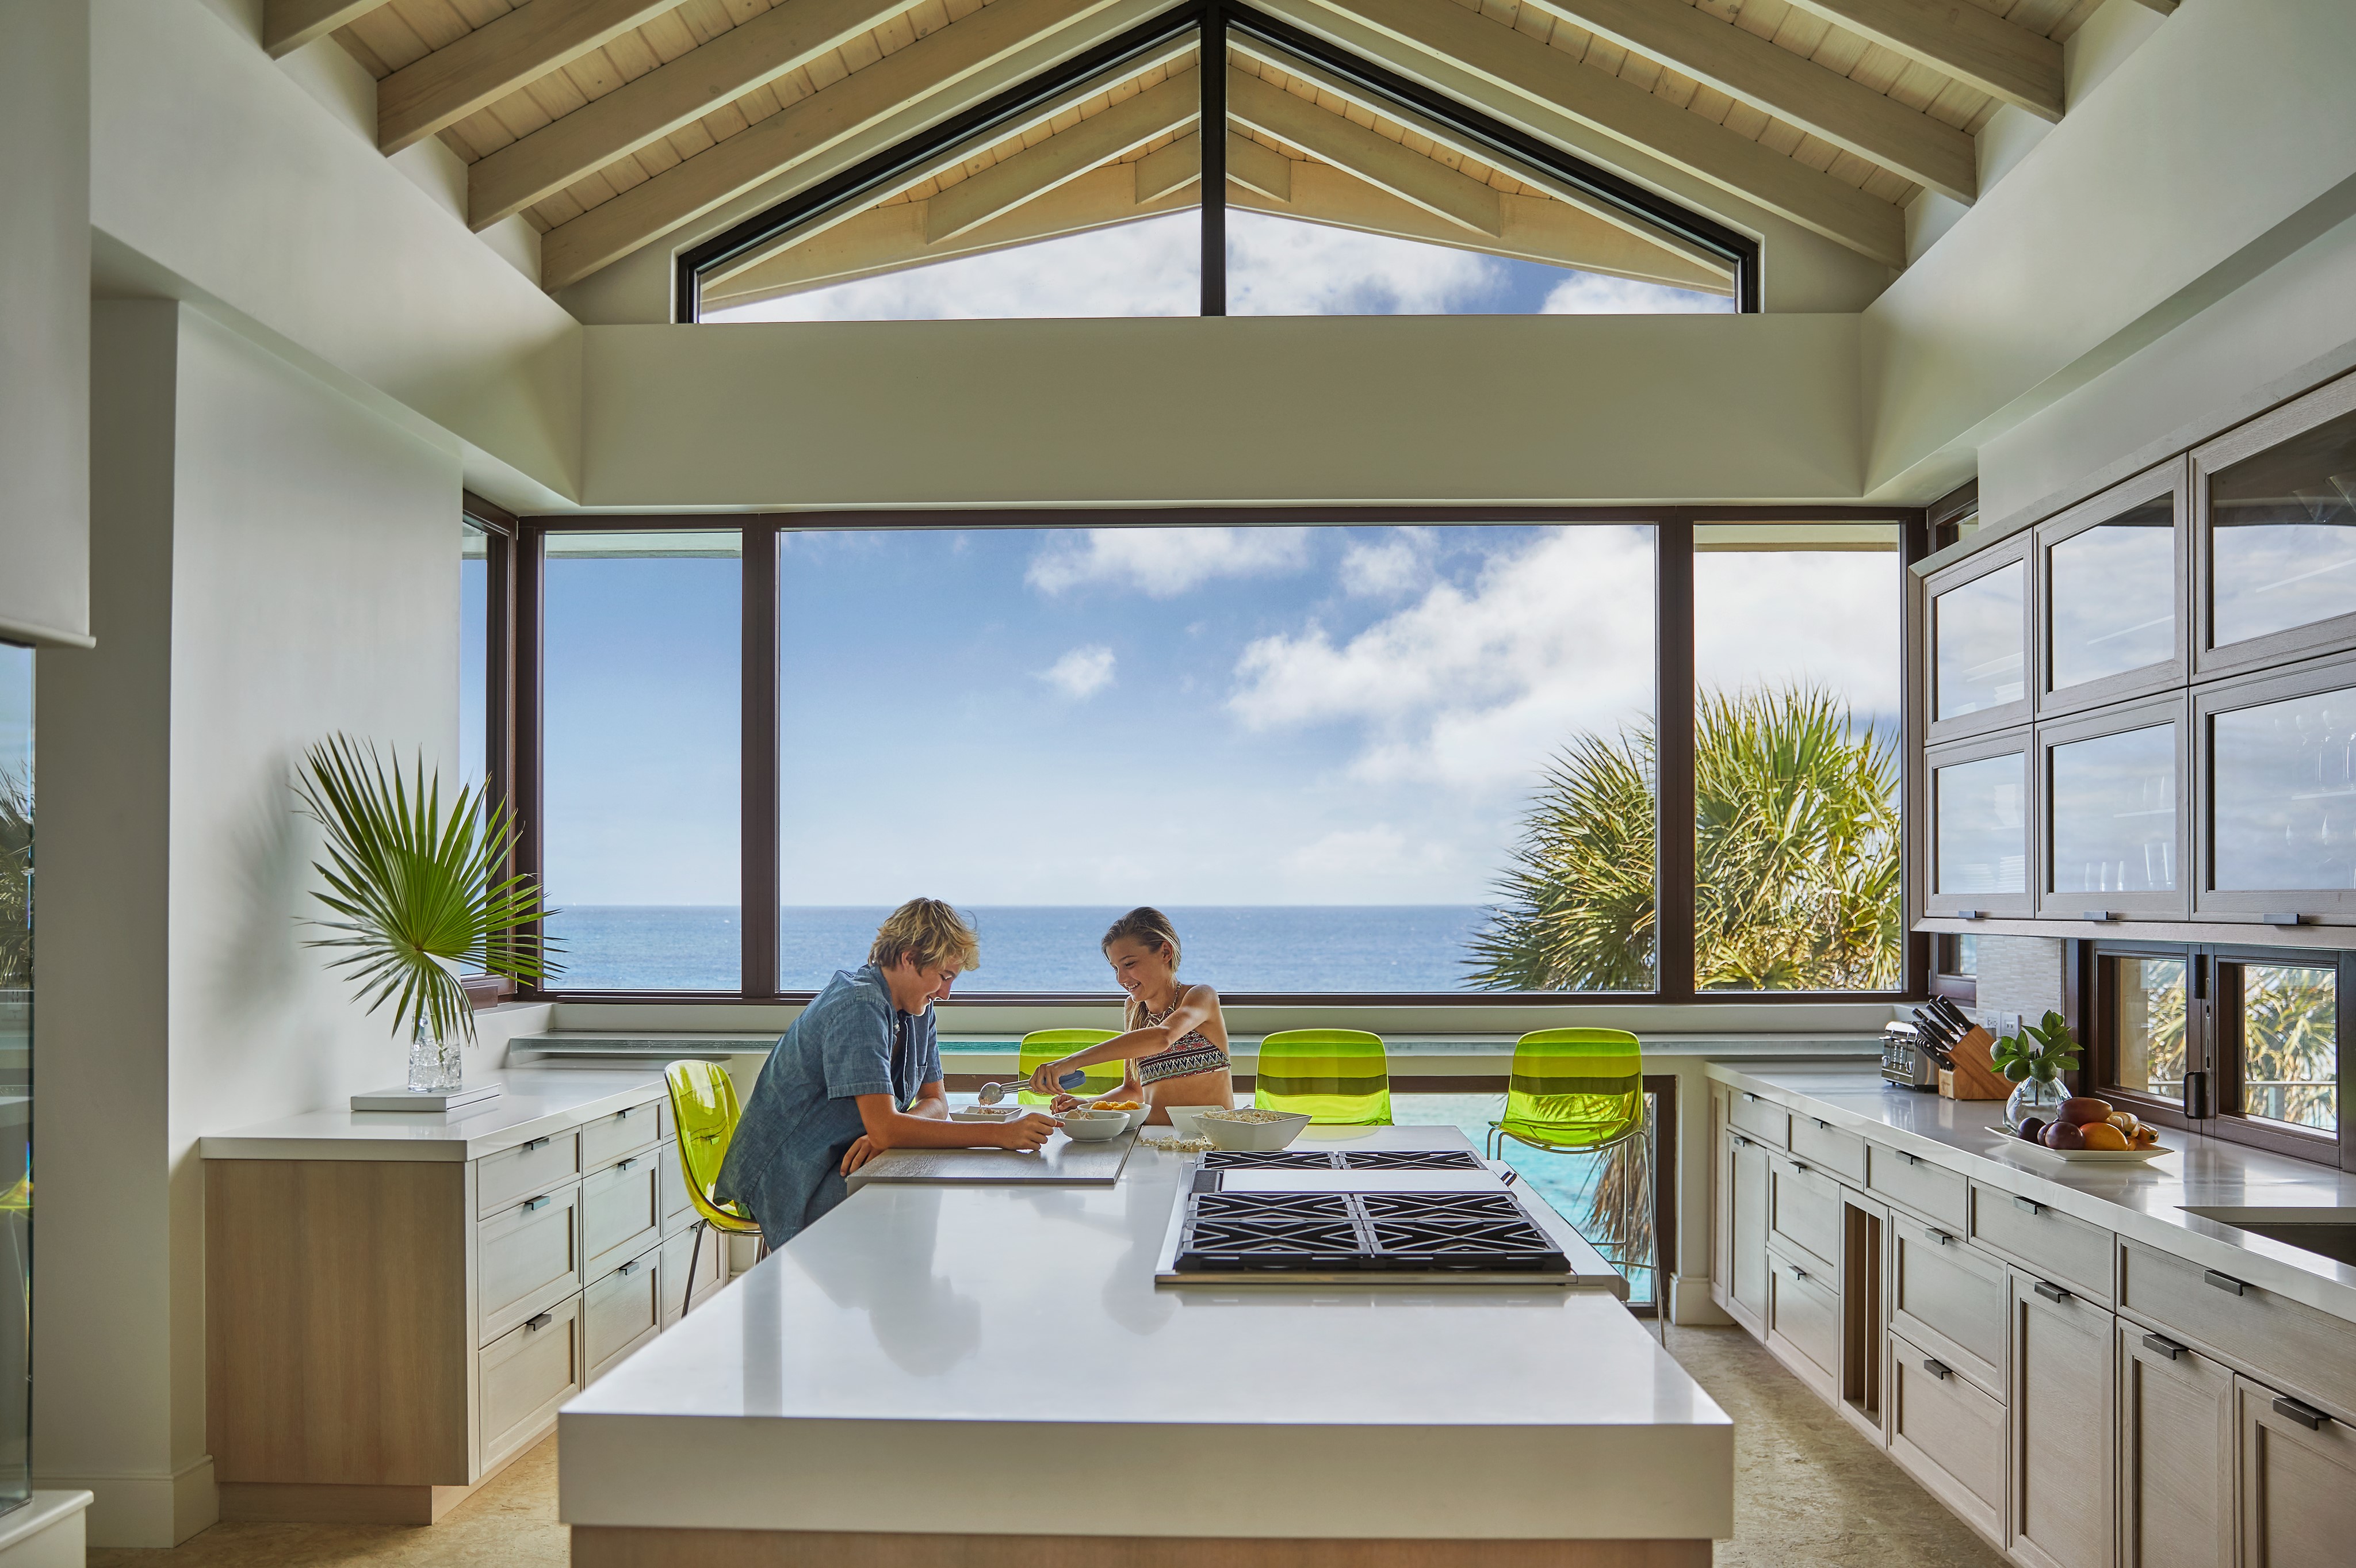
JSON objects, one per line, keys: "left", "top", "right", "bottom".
{"left": 1101, "top": 907, "right": 1181, "bottom": 1029}
{"left": 869, "top": 898, "right": 981, "bottom": 973}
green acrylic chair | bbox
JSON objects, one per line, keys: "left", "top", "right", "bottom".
{"left": 664, "top": 1060, "right": 766, "bottom": 1319}
{"left": 1486, "top": 1028, "right": 1659, "bottom": 1319}
{"left": 1017, "top": 1028, "right": 1125, "bottom": 1106}
{"left": 1253, "top": 1029, "right": 1392, "bottom": 1125}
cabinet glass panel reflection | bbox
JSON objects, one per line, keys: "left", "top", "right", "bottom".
{"left": 2211, "top": 685, "right": 2356, "bottom": 890}
{"left": 2210, "top": 407, "right": 2356, "bottom": 647}
{"left": 1934, "top": 752, "right": 2025, "bottom": 894}
{"left": 2107, "top": 954, "right": 2187, "bottom": 1107}
{"left": 1934, "top": 561, "right": 2024, "bottom": 720}
{"left": 2048, "top": 503, "right": 2173, "bottom": 690}
{"left": 2049, "top": 723, "right": 2175, "bottom": 893}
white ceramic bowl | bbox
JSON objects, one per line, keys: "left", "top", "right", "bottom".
{"left": 1058, "top": 1110, "right": 1130, "bottom": 1142}
{"left": 1199, "top": 1110, "right": 1312, "bottom": 1152}
{"left": 1162, "top": 1105, "right": 1223, "bottom": 1139}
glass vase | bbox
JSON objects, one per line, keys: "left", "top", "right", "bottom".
{"left": 408, "top": 1016, "right": 462, "bottom": 1095}
{"left": 2004, "top": 1074, "right": 2065, "bottom": 1131}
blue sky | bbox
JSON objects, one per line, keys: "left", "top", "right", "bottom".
{"left": 528, "top": 527, "right": 1897, "bottom": 907}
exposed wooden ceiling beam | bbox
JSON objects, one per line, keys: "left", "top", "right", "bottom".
{"left": 1133, "top": 130, "right": 1294, "bottom": 202}
{"left": 539, "top": 0, "right": 1127, "bottom": 290}
{"left": 1777, "top": 0, "right": 2062, "bottom": 121}
{"left": 263, "top": 0, "right": 395, "bottom": 58}
{"left": 377, "top": 0, "right": 683, "bottom": 155}
{"left": 2122, "top": 0, "right": 2176, "bottom": 11}
{"left": 1298, "top": 0, "right": 1903, "bottom": 265}
{"left": 1228, "top": 68, "right": 1500, "bottom": 237}
{"left": 1520, "top": 0, "right": 1978, "bottom": 201}
{"left": 926, "top": 67, "right": 1199, "bottom": 243}
{"left": 467, "top": 0, "right": 916, "bottom": 231}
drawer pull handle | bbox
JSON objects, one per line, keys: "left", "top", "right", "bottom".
{"left": 1922, "top": 1357, "right": 1951, "bottom": 1380}
{"left": 1925, "top": 1227, "right": 1955, "bottom": 1246}
{"left": 2013, "top": 1195, "right": 2045, "bottom": 1217}
{"left": 1732, "top": 1134, "right": 1753, "bottom": 1148}
{"left": 2032, "top": 1279, "right": 2072, "bottom": 1305}
{"left": 526, "top": 1312, "right": 553, "bottom": 1332}
{"left": 1744, "top": 1092, "right": 1762, "bottom": 1102}
{"left": 2141, "top": 1333, "right": 2185, "bottom": 1360}
{"left": 1791, "top": 1161, "right": 1812, "bottom": 1174}
{"left": 522, "top": 1195, "right": 551, "bottom": 1213}
{"left": 617, "top": 1106, "right": 633, "bottom": 1119}
{"left": 522, "top": 1136, "right": 550, "bottom": 1153}
{"left": 2272, "top": 1395, "right": 2329, "bottom": 1431}
{"left": 618, "top": 1260, "right": 642, "bottom": 1277}
{"left": 1895, "top": 1150, "right": 1921, "bottom": 1167}
{"left": 2204, "top": 1269, "right": 2247, "bottom": 1297}
{"left": 1789, "top": 1265, "right": 1808, "bottom": 1280}
{"left": 617, "top": 1157, "right": 640, "bottom": 1172}
{"left": 1814, "top": 1118, "right": 1831, "bottom": 1130}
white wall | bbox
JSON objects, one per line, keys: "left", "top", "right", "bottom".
{"left": 34, "top": 302, "right": 461, "bottom": 1547}
{"left": 0, "top": 0, "right": 91, "bottom": 647}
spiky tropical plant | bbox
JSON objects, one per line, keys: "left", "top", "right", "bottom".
{"left": 294, "top": 735, "right": 559, "bottom": 1047}
{"left": 0, "top": 771, "right": 28, "bottom": 993}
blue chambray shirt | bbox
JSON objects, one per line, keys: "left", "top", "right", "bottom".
{"left": 713, "top": 963, "right": 942, "bottom": 1249}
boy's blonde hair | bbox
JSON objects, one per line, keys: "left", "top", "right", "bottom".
{"left": 869, "top": 898, "right": 981, "bottom": 973}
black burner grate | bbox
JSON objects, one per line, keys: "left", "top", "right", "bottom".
{"left": 1173, "top": 1189, "right": 1569, "bottom": 1274}
{"left": 1200, "top": 1148, "right": 1487, "bottom": 1172}
{"left": 1200, "top": 1150, "right": 1338, "bottom": 1171}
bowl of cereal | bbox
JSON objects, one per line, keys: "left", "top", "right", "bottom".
{"left": 1058, "top": 1108, "right": 1131, "bottom": 1142}
{"left": 1198, "top": 1108, "right": 1312, "bottom": 1152}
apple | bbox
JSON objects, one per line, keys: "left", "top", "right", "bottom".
{"left": 2059, "top": 1097, "right": 2114, "bottom": 1126}
{"left": 2042, "top": 1119, "right": 2087, "bottom": 1150}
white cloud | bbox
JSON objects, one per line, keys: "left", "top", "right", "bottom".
{"left": 1694, "top": 550, "right": 1902, "bottom": 722}
{"left": 1228, "top": 527, "right": 1657, "bottom": 791}
{"left": 1339, "top": 528, "right": 1433, "bottom": 598}
{"left": 1229, "top": 213, "right": 1505, "bottom": 315}
{"left": 1281, "top": 825, "right": 1449, "bottom": 880}
{"left": 1038, "top": 644, "right": 1117, "bottom": 699}
{"left": 1028, "top": 527, "right": 1311, "bottom": 597}
{"left": 1540, "top": 273, "right": 1735, "bottom": 315}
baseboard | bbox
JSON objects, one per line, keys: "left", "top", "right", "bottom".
{"left": 572, "top": 1527, "right": 1714, "bottom": 1568}
{"left": 33, "top": 1454, "right": 216, "bottom": 1548}
{"left": 217, "top": 1426, "right": 542, "bottom": 1525}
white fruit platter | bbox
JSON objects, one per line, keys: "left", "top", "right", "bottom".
{"left": 1985, "top": 1127, "right": 2173, "bottom": 1163}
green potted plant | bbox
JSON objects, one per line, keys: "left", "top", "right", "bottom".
{"left": 1990, "top": 1010, "right": 2081, "bottom": 1131}
{"left": 295, "top": 735, "right": 560, "bottom": 1106}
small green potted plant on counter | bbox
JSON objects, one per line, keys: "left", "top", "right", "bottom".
{"left": 1990, "top": 1010, "right": 2080, "bottom": 1133}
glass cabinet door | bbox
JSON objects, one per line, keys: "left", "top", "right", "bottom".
{"left": 2196, "top": 374, "right": 2356, "bottom": 676}
{"left": 2036, "top": 461, "right": 2187, "bottom": 717}
{"left": 2040, "top": 697, "right": 2189, "bottom": 920}
{"left": 1927, "top": 546, "right": 2027, "bottom": 740}
{"left": 2194, "top": 655, "right": 2356, "bottom": 920}
{"left": 1926, "top": 736, "right": 2030, "bottom": 916}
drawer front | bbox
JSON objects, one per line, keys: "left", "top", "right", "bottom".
{"left": 660, "top": 1221, "right": 726, "bottom": 1328}
{"left": 582, "top": 1153, "right": 664, "bottom": 1278}
{"left": 580, "top": 1099, "right": 662, "bottom": 1169}
{"left": 1891, "top": 1212, "right": 2007, "bottom": 1395}
{"left": 1891, "top": 1329, "right": 2006, "bottom": 1540}
{"left": 1765, "top": 1246, "right": 1839, "bottom": 1389}
{"left": 479, "top": 1182, "right": 583, "bottom": 1344}
{"left": 480, "top": 1294, "right": 580, "bottom": 1471}
{"left": 1789, "top": 1115, "right": 1866, "bottom": 1184}
{"left": 1766, "top": 1154, "right": 1843, "bottom": 1275}
{"left": 1972, "top": 1183, "right": 2113, "bottom": 1304}
{"left": 2121, "top": 1240, "right": 2356, "bottom": 1422}
{"left": 479, "top": 1131, "right": 580, "bottom": 1218}
{"left": 1865, "top": 1143, "right": 1967, "bottom": 1230}
{"left": 660, "top": 1139, "right": 696, "bottom": 1234}
{"left": 583, "top": 1244, "right": 662, "bottom": 1382}
{"left": 1728, "top": 1089, "right": 1789, "bottom": 1146}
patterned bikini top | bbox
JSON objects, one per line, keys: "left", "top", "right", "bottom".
{"left": 1133, "top": 992, "right": 1230, "bottom": 1086}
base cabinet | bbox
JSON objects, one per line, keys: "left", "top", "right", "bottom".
{"left": 2238, "top": 1378, "right": 2356, "bottom": 1567}
{"left": 2117, "top": 1325, "right": 2234, "bottom": 1568}
{"left": 1724, "top": 1130, "right": 1770, "bottom": 1334}
{"left": 2009, "top": 1273, "right": 2115, "bottom": 1568}
{"left": 1891, "top": 1329, "right": 2006, "bottom": 1540}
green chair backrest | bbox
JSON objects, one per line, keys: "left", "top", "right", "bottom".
{"left": 664, "top": 1060, "right": 760, "bottom": 1234}
{"left": 1017, "top": 1029, "right": 1124, "bottom": 1105}
{"left": 1499, "top": 1028, "right": 1645, "bottom": 1153}
{"left": 1253, "top": 1029, "right": 1391, "bottom": 1125}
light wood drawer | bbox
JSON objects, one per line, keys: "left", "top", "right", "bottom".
{"left": 580, "top": 1100, "right": 661, "bottom": 1170}
{"left": 1789, "top": 1114, "right": 1866, "bottom": 1184}
{"left": 1972, "top": 1183, "right": 2113, "bottom": 1304}
{"left": 480, "top": 1293, "right": 579, "bottom": 1472}
{"left": 659, "top": 1221, "right": 726, "bottom": 1329}
{"left": 478, "top": 1181, "right": 582, "bottom": 1345}
{"left": 1891, "top": 1211, "right": 2007, "bottom": 1397}
{"left": 583, "top": 1244, "right": 662, "bottom": 1385}
{"left": 479, "top": 1131, "right": 580, "bottom": 1218}
{"left": 1891, "top": 1328, "right": 2005, "bottom": 1542}
{"left": 660, "top": 1140, "right": 695, "bottom": 1234}
{"left": 1865, "top": 1143, "right": 1967, "bottom": 1230}
{"left": 1766, "top": 1153, "right": 1842, "bottom": 1275}
{"left": 2122, "top": 1240, "right": 2356, "bottom": 1422}
{"left": 1764, "top": 1245, "right": 1838, "bottom": 1395}
{"left": 1728, "top": 1089, "right": 1789, "bottom": 1146}
{"left": 582, "top": 1152, "right": 664, "bottom": 1280}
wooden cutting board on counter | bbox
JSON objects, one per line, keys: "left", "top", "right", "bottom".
{"left": 846, "top": 1131, "right": 1136, "bottom": 1188}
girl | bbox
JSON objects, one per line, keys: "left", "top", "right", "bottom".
{"left": 1028, "top": 908, "right": 1232, "bottom": 1126}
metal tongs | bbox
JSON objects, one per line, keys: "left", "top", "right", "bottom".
{"left": 977, "top": 1071, "right": 1084, "bottom": 1106}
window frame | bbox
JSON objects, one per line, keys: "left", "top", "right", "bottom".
{"left": 460, "top": 493, "right": 519, "bottom": 1007}
{"left": 2033, "top": 457, "right": 2192, "bottom": 721}
{"left": 503, "top": 506, "right": 1922, "bottom": 1005}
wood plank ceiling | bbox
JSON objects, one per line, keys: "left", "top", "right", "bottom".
{"left": 263, "top": 0, "right": 2159, "bottom": 303}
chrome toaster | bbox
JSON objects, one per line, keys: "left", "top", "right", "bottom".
{"left": 1880, "top": 1020, "right": 1940, "bottom": 1091}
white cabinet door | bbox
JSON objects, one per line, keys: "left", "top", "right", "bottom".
{"left": 2117, "top": 1322, "right": 2233, "bottom": 1568}
{"left": 2238, "top": 1376, "right": 2356, "bottom": 1568}
{"left": 2010, "top": 1273, "right": 2115, "bottom": 1568}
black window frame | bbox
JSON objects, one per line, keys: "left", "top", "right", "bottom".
{"left": 460, "top": 492, "right": 519, "bottom": 1008}
{"left": 671, "top": 0, "right": 1762, "bottom": 323}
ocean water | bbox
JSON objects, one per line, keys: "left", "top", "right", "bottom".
{"left": 543, "top": 905, "right": 1497, "bottom": 993}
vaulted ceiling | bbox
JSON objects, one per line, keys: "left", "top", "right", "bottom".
{"left": 266, "top": 0, "right": 2174, "bottom": 302}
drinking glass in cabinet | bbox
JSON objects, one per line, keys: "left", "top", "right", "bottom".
{"left": 2049, "top": 502, "right": 2174, "bottom": 689}
{"left": 2210, "top": 407, "right": 2356, "bottom": 648}
{"left": 1935, "top": 752, "right": 2025, "bottom": 894}
{"left": 1934, "top": 563, "right": 2025, "bottom": 720}
{"left": 2212, "top": 686, "right": 2356, "bottom": 892}
{"left": 2236, "top": 963, "right": 2338, "bottom": 1133}
{"left": 2049, "top": 724, "right": 2175, "bottom": 894}
{"left": 2108, "top": 954, "right": 2187, "bottom": 1107}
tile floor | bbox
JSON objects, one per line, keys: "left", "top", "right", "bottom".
{"left": 89, "top": 1326, "right": 2000, "bottom": 1566}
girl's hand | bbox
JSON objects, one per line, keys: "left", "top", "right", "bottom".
{"left": 1051, "top": 1092, "right": 1085, "bottom": 1113}
{"left": 1029, "top": 1058, "right": 1078, "bottom": 1094}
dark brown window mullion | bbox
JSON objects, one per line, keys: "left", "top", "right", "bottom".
{"left": 512, "top": 521, "right": 550, "bottom": 998}
{"left": 1657, "top": 523, "right": 1694, "bottom": 1003}
{"left": 742, "top": 522, "right": 782, "bottom": 1000}
{"left": 2086, "top": 941, "right": 2201, "bottom": 1135}
{"left": 1900, "top": 514, "right": 1932, "bottom": 999}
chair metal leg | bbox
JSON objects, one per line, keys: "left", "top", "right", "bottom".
{"left": 682, "top": 1220, "right": 705, "bottom": 1320}
{"left": 1649, "top": 1114, "right": 1666, "bottom": 1341}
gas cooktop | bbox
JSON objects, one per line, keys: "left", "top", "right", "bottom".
{"left": 1168, "top": 1189, "right": 1570, "bottom": 1275}
{"left": 1200, "top": 1148, "right": 1487, "bottom": 1172}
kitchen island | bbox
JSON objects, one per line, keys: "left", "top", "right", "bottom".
{"left": 558, "top": 1125, "right": 1733, "bottom": 1566}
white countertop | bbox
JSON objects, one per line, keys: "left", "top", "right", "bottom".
{"left": 1707, "top": 1065, "right": 2356, "bottom": 1324}
{"left": 198, "top": 1068, "right": 664, "bottom": 1162}
{"left": 559, "top": 1125, "right": 1733, "bottom": 1542}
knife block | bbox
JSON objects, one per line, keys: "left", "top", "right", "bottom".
{"left": 1938, "top": 1026, "right": 2011, "bottom": 1101}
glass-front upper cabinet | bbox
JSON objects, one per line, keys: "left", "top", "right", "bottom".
{"left": 1923, "top": 729, "right": 2032, "bottom": 918}
{"left": 2037, "top": 694, "right": 2191, "bottom": 922}
{"left": 1923, "top": 536, "right": 2029, "bottom": 743}
{"left": 2194, "top": 652, "right": 2356, "bottom": 923}
{"left": 2194, "top": 372, "right": 2356, "bottom": 678}
{"left": 2034, "top": 460, "right": 2189, "bottom": 718}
